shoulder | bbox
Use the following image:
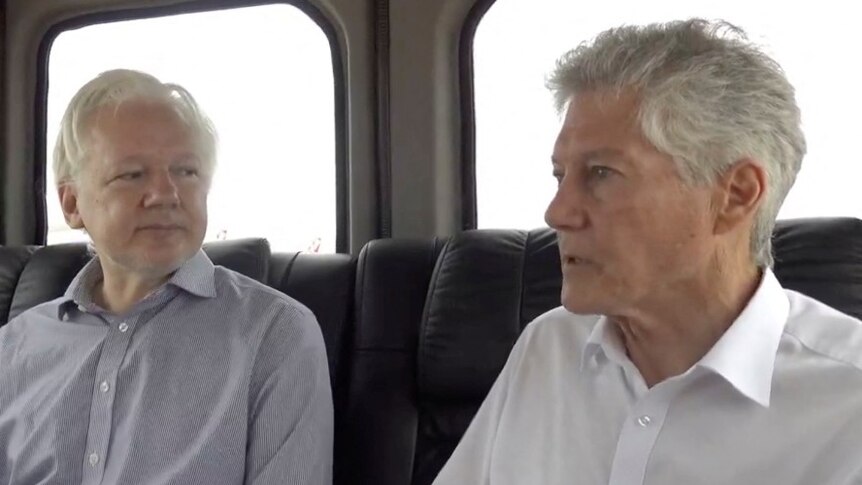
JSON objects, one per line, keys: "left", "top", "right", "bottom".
{"left": 520, "top": 306, "right": 599, "bottom": 349}
{"left": 504, "top": 307, "right": 599, "bottom": 370}
{"left": 782, "top": 289, "right": 862, "bottom": 375}
{"left": 1, "top": 296, "right": 70, "bottom": 333}
{"left": 211, "top": 266, "right": 326, "bottom": 358}
{"left": 0, "top": 297, "right": 73, "bottom": 358}
{"left": 212, "top": 266, "right": 316, "bottom": 324}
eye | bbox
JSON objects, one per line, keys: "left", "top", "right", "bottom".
{"left": 552, "top": 167, "right": 564, "bottom": 185}
{"left": 587, "top": 165, "right": 616, "bottom": 181}
{"left": 116, "top": 171, "right": 143, "bottom": 181}
{"left": 174, "top": 166, "right": 200, "bottom": 178}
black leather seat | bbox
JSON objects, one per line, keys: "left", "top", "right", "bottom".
{"left": 772, "top": 218, "right": 862, "bottom": 318}
{"left": 341, "top": 217, "right": 862, "bottom": 485}
{"left": 268, "top": 250, "right": 357, "bottom": 479}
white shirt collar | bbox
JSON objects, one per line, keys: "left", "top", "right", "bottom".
{"left": 581, "top": 316, "right": 618, "bottom": 369}
{"left": 580, "top": 269, "right": 789, "bottom": 407}
{"left": 698, "top": 269, "right": 789, "bottom": 407}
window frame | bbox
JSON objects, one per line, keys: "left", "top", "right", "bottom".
{"left": 34, "top": 0, "right": 348, "bottom": 252}
{"left": 458, "top": 0, "right": 497, "bottom": 230}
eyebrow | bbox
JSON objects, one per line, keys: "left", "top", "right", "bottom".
{"left": 114, "top": 152, "right": 201, "bottom": 165}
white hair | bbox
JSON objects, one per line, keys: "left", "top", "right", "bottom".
{"left": 547, "top": 19, "right": 806, "bottom": 268}
{"left": 53, "top": 69, "right": 218, "bottom": 185}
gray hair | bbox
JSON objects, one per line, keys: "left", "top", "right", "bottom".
{"left": 53, "top": 69, "right": 218, "bottom": 185}
{"left": 547, "top": 19, "right": 806, "bottom": 268}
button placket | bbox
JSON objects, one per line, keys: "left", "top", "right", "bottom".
{"left": 608, "top": 380, "right": 682, "bottom": 485}
{"left": 82, "top": 314, "right": 138, "bottom": 484}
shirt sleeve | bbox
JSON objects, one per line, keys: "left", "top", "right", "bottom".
{"left": 244, "top": 304, "right": 334, "bottom": 485}
{"left": 431, "top": 327, "right": 533, "bottom": 485}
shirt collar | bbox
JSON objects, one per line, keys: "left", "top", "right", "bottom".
{"left": 582, "top": 316, "right": 623, "bottom": 370}
{"left": 58, "top": 256, "right": 105, "bottom": 318}
{"left": 697, "top": 269, "right": 789, "bottom": 407}
{"left": 168, "top": 250, "right": 217, "bottom": 299}
{"left": 579, "top": 269, "right": 789, "bottom": 407}
{"left": 58, "top": 249, "right": 216, "bottom": 319}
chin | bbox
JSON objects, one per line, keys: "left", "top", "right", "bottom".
{"left": 139, "top": 246, "right": 196, "bottom": 273}
{"left": 561, "top": 299, "right": 601, "bottom": 316}
{"left": 560, "top": 283, "right": 610, "bottom": 316}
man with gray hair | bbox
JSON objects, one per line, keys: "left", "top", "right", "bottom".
{"left": 434, "top": 19, "right": 862, "bottom": 484}
{"left": 0, "top": 70, "right": 332, "bottom": 484}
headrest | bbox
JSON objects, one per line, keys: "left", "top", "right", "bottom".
{"left": 773, "top": 217, "right": 862, "bottom": 319}
{"left": 201, "top": 237, "right": 271, "bottom": 283}
{"left": 9, "top": 243, "right": 93, "bottom": 320}
{"left": 0, "top": 246, "right": 39, "bottom": 323}
{"left": 7, "top": 238, "right": 271, "bottom": 321}
{"left": 418, "top": 228, "right": 560, "bottom": 401}
{"left": 418, "top": 218, "right": 862, "bottom": 401}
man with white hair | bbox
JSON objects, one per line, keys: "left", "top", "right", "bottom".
{"left": 434, "top": 19, "right": 862, "bottom": 484}
{"left": 0, "top": 70, "right": 332, "bottom": 484}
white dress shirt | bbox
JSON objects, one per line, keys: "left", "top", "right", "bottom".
{"left": 433, "top": 270, "right": 862, "bottom": 485}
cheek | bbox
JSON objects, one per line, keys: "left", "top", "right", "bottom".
{"left": 624, "top": 218, "right": 710, "bottom": 277}
{"left": 194, "top": 192, "right": 209, "bottom": 214}
{"left": 186, "top": 190, "right": 209, "bottom": 225}
{"left": 99, "top": 196, "right": 136, "bottom": 218}
{"left": 595, "top": 210, "right": 687, "bottom": 277}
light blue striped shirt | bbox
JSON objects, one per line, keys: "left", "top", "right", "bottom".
{"left": 0, "top": 250, "right": 333, "bottom": 484}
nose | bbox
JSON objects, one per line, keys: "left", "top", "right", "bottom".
{"left": 544, "top": 176, "right": 588, "bottom": 230}
{"left": 143, "top": 170, "right": 180, "bottom": 208}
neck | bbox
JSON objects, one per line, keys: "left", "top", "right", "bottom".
{"left": 613, "top": 259, "right": 762, "bottom": 388}
{"left": 95, "top": 262, "right": 172, "bottom": 314}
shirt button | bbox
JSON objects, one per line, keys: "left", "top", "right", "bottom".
{"left": 99, "top": 381, "right": 110, "bottom": 393}
{"left": 637, "top": 415, "right": 652, "bottom": 427}
{"left": 88, "top": 452, "right": 99, "bottom": 466}
{"left": 118, "top": 322, "right": 129, "bottom": 333}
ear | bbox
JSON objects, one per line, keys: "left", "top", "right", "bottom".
{"left": 712, "top": 158, "right": 767, "bottom": 235}
{"left": 58, "top": 182, "right": 85, "bottom": 230}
